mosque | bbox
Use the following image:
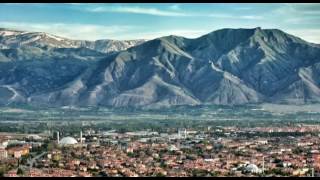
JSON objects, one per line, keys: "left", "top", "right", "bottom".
{"left": 56, "top": 131, "right": 85, "bottom": 147}
{"left": 59, "top": 137, "right": 78, "bottom": 145}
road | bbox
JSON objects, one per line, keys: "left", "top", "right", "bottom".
{"left": 27, "top": 151, "right": 47, "bottom": 169}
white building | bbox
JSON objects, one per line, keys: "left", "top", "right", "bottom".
{"left": 59, "top": 137, "right": 78, "bottom": 146}
{"left": 0, "top": 140, "right": 8, "bottom": 149}
{"left": 244, "top": 164, "right": 262, "bottom": 174}
{"left": 0, "top": 148, "right": 7, "bottom": 160}
{"left": 168, "top": 145, "right": 179, "bottom": 151}
{"left": 26, "top": 134, "right": 42, "bottom": 140}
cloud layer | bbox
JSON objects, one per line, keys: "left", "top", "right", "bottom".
{"left": 0, "top": 3, "right": 319, "bottom": 43}
{"left": 0, "top": 21, "right": 212, "bottom": 41}
{"left": 0, "top": 22, "right": 135, "bottom": 40}
{"left": 88, "top": 6, "right": 189, "bottom": 17}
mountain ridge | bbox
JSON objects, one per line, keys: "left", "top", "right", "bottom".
{"left": 0, "top": 28, "right": 146, "bottom": 54}
{"left": 0, "top": 27, "right": 319, "bottom": 108}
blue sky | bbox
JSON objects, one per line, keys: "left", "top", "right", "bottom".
{"left": 0, "top": 3, "right": 320, "bottom": 43}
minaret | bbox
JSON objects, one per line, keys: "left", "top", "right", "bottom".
{"left": 57, "top": 131, "right": 60, "bottom": 144}
{"left": 262, "top": 156, "right": 265, "bottom": 175}
{"left": 80, "top": 131, "right": 83, "bottom": 144}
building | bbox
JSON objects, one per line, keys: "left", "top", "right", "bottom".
{"left": 7, "top": 145, "right": 30, "bottom": 158}
{"left": 26, "top": 134, "right": 42, "bottom": 141}
{"left": 59, "top": 137, "right": 78, "bottom": 146}
{"left": 168, "top": 145, "right": 179, "bottom": 151}
{"left": 0, "top": 148, "right": 8, "bottom": 160}
{"left": 244, "top": 164, "right": 262, "bottom": 174}
{"left": 0, "top": 139, "right": 8, "bottom": 149}
{"left": 313, "top": 154, "right": 320, "bottom": 170}
{"left": 5, "top": 170, "right": 18, "bottom": 177}
{"left": 292, "top": 168, "right": 310, "bottom": 176}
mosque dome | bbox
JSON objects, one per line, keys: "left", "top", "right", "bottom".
{"left": 245, "top": 164, "right": 262, "bottom": 173}
{"left": 59, "top": 137, "right": 78, "bottom": 145}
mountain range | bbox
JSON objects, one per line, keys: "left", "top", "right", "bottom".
{"left": 0, "top": 27, "right": 319, "bottom": 108}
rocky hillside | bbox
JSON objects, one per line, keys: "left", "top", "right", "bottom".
{"left": 0, "top": 27, "right": 319, "bottom": 108}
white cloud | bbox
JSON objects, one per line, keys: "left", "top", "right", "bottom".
{"left": 169, "top": 4, "right": 181, "bottom": 11}
{"left": 208, "top": 14, "right": 233, "bottom": 18}
{"left": 301, "top": 11, "right": 320, "bottom": 15}
{"left": 240, "top": 15, "right": 263, "bottom": 20}
{"left": 286, "top": 29, "right": 320, "bottom": 44}
{"left": 64, "top": 3, "right": 83, "bottom": 6}
{"left": 0, "top": 21, "right": 210, "bottom": 40}
{"left": 275, "top": 3, "right": 320, "bottom": 16}
{"left": 2, "top": 21, "right": 319, "bottom": 44}
{"left": 284, "top": 16, "right": 320, "bottom": 24}
{"left": 209, "top": 14, "right": 263, "bottom": 20}
{"left": 0, "top": 21, "right": 135, "bottom": 40}
{"left": 125, "top": 29, "right": 210, "bottom": 40}
{"left": 233, "top": 7, "right": 253, "bottom": 10}
{"left": 86, "top": 5, "right": 263, "bottom": 20}
{"left": 88, "top": 6, "right": 189, "bottom": 17}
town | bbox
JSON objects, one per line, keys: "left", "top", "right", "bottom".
{"left": 1, "top": 123, "right": 320, "bottom": 177}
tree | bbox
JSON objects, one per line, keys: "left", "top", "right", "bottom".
{"left": 17, "top": 168, "right": 24, "bottom": 176}
{"left": 47, "top": 143, "right": 54, "bottom": 151}
{"left": 20, "top": 154, "right": 30, "bottom": 165}
{"left": 127, "top": 152, "right": 134, "bottom": 158}
{"left": 155, "top": 172, "right": 165, "bottom": 177}
{"left": 71, "top": 151, "right": 76, "bottom": 158}
{"left": 0, "top": 165, "right": 7, "bottom": 177}
{"left": 192, "top": 169, "right": 208, "bottom": 177}
{"left": 160, "top": 161, "right": 167, "bottom": 168}
{"left": 210, "top": 171, "right": 219, "bottom": 177}
{"left": 293, "top": 147, "right": 303, "bottom": 154}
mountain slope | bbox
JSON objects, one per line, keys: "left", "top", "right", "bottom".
{"left": 0, "top": 27, "right": 319, "bottom": 108}
{"left": 0, "top": 28, "right": 145, "bottom": 53}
